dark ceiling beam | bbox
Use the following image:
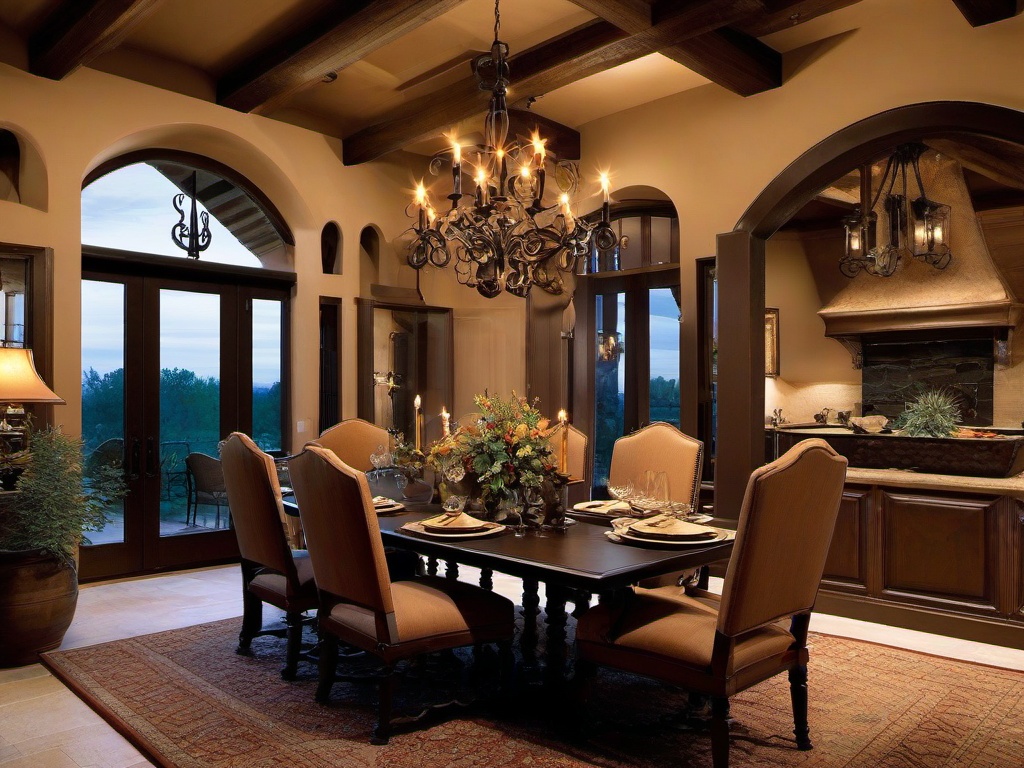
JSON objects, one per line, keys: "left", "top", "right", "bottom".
{"left": 950, "top": 0, "right": 1024, "bottom": 27}
{"left": 662, "top": 26, "right": 781, "bottom": 96}
{"left": 565, "top": 0, "right": 652, "bottom": 33}
{"left": 29, "top": 0, "right": 165, "bottom": 80}
{"left": 735, "top": 0, "right": 865, "bottom": 37}
{"left": 507, "top": 109, "right": 582, "bottom": 160}
{"left": 219, "top": 0, "right": 470, "bottom": 114}
{"left": 344, "top": 1, "right": 783, "bottom": 164}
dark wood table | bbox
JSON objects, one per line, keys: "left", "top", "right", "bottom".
{"left": 376, "top": 506, "right": 734, "bottom": 681}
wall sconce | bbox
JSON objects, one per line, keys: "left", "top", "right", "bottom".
{"left": 597, "top": 330, "right": 622, "bottom": 363}
{"left": 765, "top": 308, "right": 780, "bottom": 378}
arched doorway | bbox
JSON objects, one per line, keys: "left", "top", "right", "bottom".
{"left": 79, "top": 153, "right": 296, "bottom": 580}
{"left": 714, "top": 101, "right": 1024, "bottom": 521}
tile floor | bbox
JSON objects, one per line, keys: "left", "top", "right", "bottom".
{"left": 3, "top": 565, "right": 1024, "bottom": 768}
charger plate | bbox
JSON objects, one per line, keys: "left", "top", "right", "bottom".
{"left": 374, "top": 502, "right": 406, "bottom": 515}
{"left": 605, "top": 528, "right": 732, "bottom": 549}
{"left": 401, "top": 521, "right": 506, "bottom": 539}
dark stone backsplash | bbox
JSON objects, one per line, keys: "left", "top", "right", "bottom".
{"left": 861, "top": 337, "right": 993, "bottom": 426}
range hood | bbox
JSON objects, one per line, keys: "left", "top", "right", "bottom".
{"left": 818, "top": 149, "right": 1022, "bottom": 339}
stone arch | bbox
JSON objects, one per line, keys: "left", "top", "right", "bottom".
{"left": 713, "top": 100, "right": 1024, "bottom": 520}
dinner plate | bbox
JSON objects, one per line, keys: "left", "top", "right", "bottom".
{"left": 605, "top": 528, "right": 732, "bottom": 548}
{"left": 401, "top": 521, "right": 506, "bottom": 539}
{"left": 627, "top": 518, "right": 719, "bottom": 541}
{"left": 374, "top": 501, "right": 405, "bottom": 514}
{"left": 573, "top": 500, "right": 632, "bottom": 514}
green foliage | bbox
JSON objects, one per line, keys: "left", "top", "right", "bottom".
{"left": 0, "top": 427, "right": 126, "bottom": 566}
{"left": 893, "top": 389, "right": 961, "bottom": 438}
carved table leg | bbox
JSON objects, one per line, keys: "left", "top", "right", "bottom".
{"left": 520, "top": 577, "right": 540, "bottom": 667}
{"left": 445, "top": 560, "right": 459, "bottom": 580}
{"left": 479, "top": 568, "right": 494, "bottom": 590}
{"left": 544, "top": 582, "right": 569, "bottom": 685}
{"left": 426, "top": 556, "right": 438, "bottom": 577}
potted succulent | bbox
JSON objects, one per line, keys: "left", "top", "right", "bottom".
{"left": 0, "top": 426, "right": 124, "bottom": 667}
{"left": 892, "top": 388, "right": 962, "bottom": 437}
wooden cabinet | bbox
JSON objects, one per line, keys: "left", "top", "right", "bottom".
{"left": 816, "top": 483, "right": 1024, "bottom": 649}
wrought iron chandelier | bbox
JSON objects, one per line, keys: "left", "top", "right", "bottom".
{"left": 840, "top": 143, "right": 952, "bottom": 278}
{"left": 404, "top": 0, "right": 615, "bottom": 298}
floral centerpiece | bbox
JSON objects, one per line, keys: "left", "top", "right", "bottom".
{"left": 426, "top": 392, "right": 559, "bottom": 513}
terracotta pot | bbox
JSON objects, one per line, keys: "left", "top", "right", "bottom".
{"left": 0, "top": 549, "right": 78, "bottom": 667}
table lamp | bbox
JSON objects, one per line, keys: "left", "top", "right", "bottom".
{"left": 0, "top": 347, "right": 65, "bottom": 432}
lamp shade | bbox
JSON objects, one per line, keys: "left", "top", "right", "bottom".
{"left": 0, "top": 347, "right": 65, "bottom": 403}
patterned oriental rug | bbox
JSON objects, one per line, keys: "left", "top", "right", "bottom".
{"left": 42, "top": 618, "right": 1024, "bottom": 768}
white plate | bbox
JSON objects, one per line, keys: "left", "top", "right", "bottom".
{"left": 605, "top": 528, "right": 732, "bottom": 548}
{"left": 401, "top": 521, "right": 506, "bottom": 538}
{"left": 375, "top": 502, "right": 405, "bottom": 514}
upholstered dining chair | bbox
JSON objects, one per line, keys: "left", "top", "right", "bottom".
{"left": 609, "top": 421, "right": 703, "bottom": 510}
{"left": 220, "top": 432, "right": 318, "bottom": 680}
{"left": 288, "top": 444, "right": 515, "bottom": 744}
{"left": 575, "top": 438, "right": 848, "bottom": 768}
{"left": 317, "top": 417, "right": 390, "bottom": 471}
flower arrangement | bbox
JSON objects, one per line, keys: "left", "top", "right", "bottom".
{"left": 426, "top": 392, "right": 558, "bottom": 504}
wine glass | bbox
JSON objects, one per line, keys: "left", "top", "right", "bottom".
{"left": 607, "top": 479, "right": 635, "bottom": 507}
{"left": 498, "top": 489, "right": 525, "bottom": 537}
{"left": 632, "top": 471, "right": 669, "bottom": 519}
{"left": 441, "top": 494, "right": 466, "bottom": 523}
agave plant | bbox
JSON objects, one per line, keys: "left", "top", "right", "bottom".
{"left": 893, "top": 389, "right": 961, "bottom": 438}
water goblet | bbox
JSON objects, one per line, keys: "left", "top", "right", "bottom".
{"left": 499, "top": 490, "right": 525, "bottom": 537}
{"left": 440, "top": 494, "right": 466, "bottom": 524}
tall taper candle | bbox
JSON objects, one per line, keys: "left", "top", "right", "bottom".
{"left": 414, "top": 394, "right": 422, "bottom": 451}
{"left": 558, "top": 409, "right": 569, "bottom": 475}
{"left": 441, "top": 407, "right": 450, "bottom": 438}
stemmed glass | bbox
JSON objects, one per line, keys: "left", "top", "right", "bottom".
{"left": 498, "top": 489, "right": 526, "bottom": 537}
{"left": 440, "top": 494, "right": 467, "bottom": 523}
{"left": 607, "top": 479, "right": 636, "bottom": 507}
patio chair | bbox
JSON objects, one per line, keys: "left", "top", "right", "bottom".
{"left": 574, "top": 439, "right": 848, "bottom": 767}
{"left": 185, "top": 452, "right": 229, "bottom": 528}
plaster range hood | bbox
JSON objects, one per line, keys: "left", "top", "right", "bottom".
{"left": 817, "top": 147, "right": 1022, "bottom": 358}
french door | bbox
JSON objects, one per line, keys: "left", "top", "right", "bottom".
{"left": 574, "top": 264, "right": 682, "bottom": 496}
{"left": 79, "top": 256, "right": 289, "bottom": 580}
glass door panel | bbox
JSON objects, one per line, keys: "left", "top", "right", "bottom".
{"left": 593, "top": 292, "right": 625, "bottom": 492}
{"left": 649, "top": 287, "right": 681, "bottom": 428}
{"left": 158, "top": 289, "right": 222, "bottom": 536}
{"left": 81, "top": 279, "right": 127, "bottom": 546}
{"left": 252, "top": 298, "right": 283, "bottom": 453}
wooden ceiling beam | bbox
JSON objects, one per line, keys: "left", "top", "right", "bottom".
{"left": 735, "top": 0, "right": 865, "bottom": 37}
{"left": 662, "top": 27, "right": 781, "bottom": 96}
{"left": 566, "top": 0, "right": 653, "bottom": 33}
{"left": 219, "top": 0, "right": 470, "bottom": 114}
{"left": 342, "top": 0, "right": 783, "bottom": 163}
{"left": 950, "top": 0, "right": 1024, "bottom": 27}
{"left": 507, "top": 109, "right": 581, "bottom": 160}
{"left": 29, "top": 0, "right": 165, "bottom": 80}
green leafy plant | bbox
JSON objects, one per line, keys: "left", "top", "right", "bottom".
{"left": 893, "top": 389, "right": 961, "bottom": 438}
{"left": 0, "top": 426, "right": 126, "bottom": 565}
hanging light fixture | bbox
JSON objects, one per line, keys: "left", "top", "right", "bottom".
{"left": 404, "top": 0, "right": 615, "bottom": 298}
{"left": 840, "top": 143, "right": 952, "bottom": 278}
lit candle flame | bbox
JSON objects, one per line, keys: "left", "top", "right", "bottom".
{"left": 496, "top": 147, "right": 504, "bottom": 160}
{"left": 520, "top": 166, "right": 531, "bottom": 179}
{"left": 599, "top": 172, "right": 610, "bottom": 195}
{"left": 426, "top": 207, "right": 436, "bottom": 225}
{"left": 558, "top": 409, "right": 568, "bottom": 423}
{"left": 452, "top": 141, "right": 461, "bottom": 164}
{"left": 475, "top": 168, "right": 486, "bottom": 186}
{"left": 531, "top": 132, "right": 546, "bottom": 162}
{"left": 414, "top": 394, "right": 421, "bottom": 410}
{"left": 414, "top": 182, "right": 426, "bottom": 206}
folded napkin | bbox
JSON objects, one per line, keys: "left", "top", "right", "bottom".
{"left": 628, "top": 517, "right": 717, "bottom": 539}
{"left": 420, "top": 511, "right": 490, "bottom": 531}
{"left": 573, "top": 500, "right": 631, "bottom": 514}
{"left": 373, "top": 496, "right": 397, "bottom": 506}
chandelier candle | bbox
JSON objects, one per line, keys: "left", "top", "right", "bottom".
{"left": 414, "top": 395, "right": 423, "bottom": 451}
{"left": 451, "top": 141, "right": 462, "bottom": 197}
{"left": 558, "top": 409, "right": 568, "bottom": 475}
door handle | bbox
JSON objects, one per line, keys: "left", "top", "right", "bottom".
{"left": 145, "top": 437, "right": 158, "bottom": 478}
{"left": 129, "top": 438, "right": 141, "bottom": 481}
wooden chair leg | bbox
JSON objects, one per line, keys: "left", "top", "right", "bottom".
{"left": 710, "top": 696, "right": 730, "bottom": 768}
{"left": 236, "top": 578, "right": 262, "bottom": 654}
{"left": 281, "top": 611, "right": 304, "bottom": 680}
{"left": 790, "top": 664, "right": 812, "bottom": 750}
{"left": 315, "top": 633, "right": 338, "bottom": 704}
{"left": 371, "top": 666, "right": 395, "bottom": 745}
{"left": 567, "top": 657, "right": 598, "bottom": 735}
{"left": 497, "top": 639, "right": 514, "bottom": 693}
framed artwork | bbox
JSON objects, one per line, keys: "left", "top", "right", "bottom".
{"left": 765, "top": 308, "right": 780, "bottom": 378}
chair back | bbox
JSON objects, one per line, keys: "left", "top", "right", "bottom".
{"left": 288, "top": 445, "right": 395, "bottom": 620}
{"left": 717, "top": 438, "right": 847, "bottom": 638}
{"left": 548, "top": 423, "right": 588, "bottom": 481}
{"left": 220, "top": 433, "right": 295, "bottom": 579}
{"left": 185, "top": 452, "right": 226, "bottom": 496}
{"left": 317, "top": 418, "right": 390, "bottom": 471}
{"left": 609, "top": 422, "right": 702, "bottom": 508}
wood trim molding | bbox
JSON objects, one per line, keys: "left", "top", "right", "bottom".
{"left": 819, "top": 300, "right": 1023, "bottom": 336}
{"left": 951, "top": 0, "right": 1024, "bottom": 27}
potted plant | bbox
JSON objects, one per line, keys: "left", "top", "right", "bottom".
{"left": 893, "top": 389, "right": 962, "bottom": 437}
{"left": 0, "top": 426, "right": 124, "bottom": 667}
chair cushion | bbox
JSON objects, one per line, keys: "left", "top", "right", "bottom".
{"left": 248, "top": 550, "right": 317, "bottom": 611}
{"left": 577, "top": 592, "right": 794, "bottom": 679}
{"left": 325, "top": 576, "right": 513, "bottom": 656}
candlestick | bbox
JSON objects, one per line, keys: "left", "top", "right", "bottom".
{"left": 558, "top": 409, "right": 569, "bottom": 476}
{"left": 414, "top": 394, "right": 422, "bottom": 451}
{"left": 441, "top": 407, "right": 450, "bottom": 438}
{"left": 452, "top": 141, "right": 462, "bottom": 196}
{"left": 599, "top": 172, "right": 610, "bottom": 204}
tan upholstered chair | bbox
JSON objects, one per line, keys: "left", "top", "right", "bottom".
{"left": 317, "top": 417, "right": 390, "bottom": 472}
{"left": 220, "top": 432, "right": 317, "bottom": 680}
{"left": 288, "top": 444, "right": 515, "bottom": 744}
{"left": 575, "top": 439, "right": 847, "bottom": 768}
{"left": 184, "top": 452, "right": 228, "bottom": 528}
{"left": 609, "top": 421, "right": 703, "bottom": 510}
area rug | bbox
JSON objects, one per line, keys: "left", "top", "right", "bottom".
{"left": 42, "top": 619, "right": 1024, "bottom": 768}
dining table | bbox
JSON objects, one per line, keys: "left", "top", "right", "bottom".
{"left": 282, "top": 494, "right": 733, "bottom": 681}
